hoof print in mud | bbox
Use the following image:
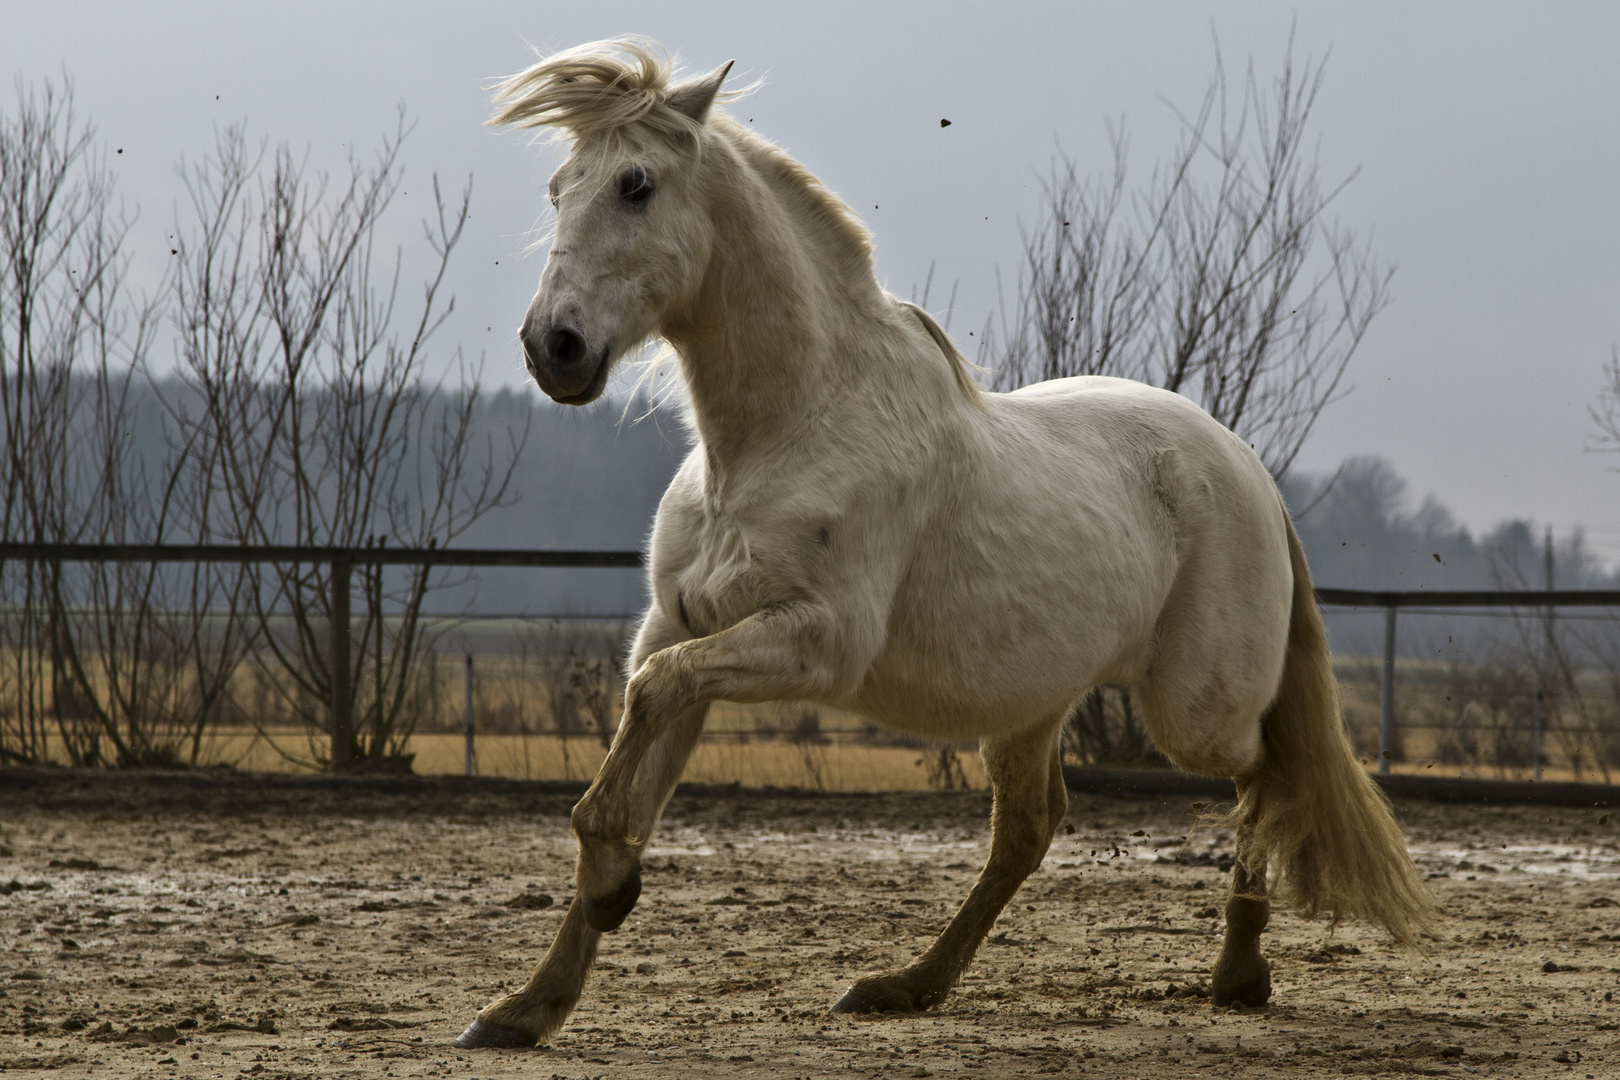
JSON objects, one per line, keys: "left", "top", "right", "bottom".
{"left": 581, "top": 865, "right": 643, "bottom": 933}
{"left": 452, "top": 1018, "right": 536, "bottom": 1049}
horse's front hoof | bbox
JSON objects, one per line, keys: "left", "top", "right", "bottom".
{"left": 580, "top": 865, "right": 642, "bottom": 933}
{"left": 830, "top": 974, "right": 938, "bottom": 1015}
{"left": 452, "top": 1017, "right": 536, "bottom": 1049}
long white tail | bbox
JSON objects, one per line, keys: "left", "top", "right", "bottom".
{"left": 1238, "top": 510, "right": 1438, "bottom": 945}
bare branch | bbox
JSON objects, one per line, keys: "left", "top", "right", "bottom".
{"left": 986, "top": 35, "right": 1391, "bottom": 480}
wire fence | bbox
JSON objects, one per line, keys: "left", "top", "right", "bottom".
{"left": 2, "top": 543, "right": 1617, "bottom": 788}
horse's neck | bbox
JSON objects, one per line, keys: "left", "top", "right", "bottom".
{"left": 663, "top": 136, "right": 890, "bottom": 468}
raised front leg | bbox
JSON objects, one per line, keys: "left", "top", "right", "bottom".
{"left": 457, "top": 601, "right": 852, "bottom": 1048}
{"left": 570, "top": 601, "right": 852, "bottom": 921}
{"left": 832, "top": 717, "right": 1067, "bottom": 1013}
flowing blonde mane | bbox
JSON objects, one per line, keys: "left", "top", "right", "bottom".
{"left": 489, "top": 39, "right": 716, "bottom": 141}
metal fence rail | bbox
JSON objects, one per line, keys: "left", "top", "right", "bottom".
{"left": 1316, "top": 588, "right": 1620, "bottom": 779}
{"left": 4, "top": 542, "right": 1618, "bottom": 779}
{"left": 0, "top": 541, "right": 643, "bottom": 768}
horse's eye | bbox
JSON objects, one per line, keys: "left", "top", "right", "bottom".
{"left": 618, "top": 167, "right": 655, "bottom": 205}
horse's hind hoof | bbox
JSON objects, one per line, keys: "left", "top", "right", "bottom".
{"left": 1209, "top": 959, "right": 1271, "bottom": 1008}
{"left": 581, "top": 865, "right": 642, "bottom": 932}
{"left": 452, "top": 1017, "right": 535, "bottom": 1049}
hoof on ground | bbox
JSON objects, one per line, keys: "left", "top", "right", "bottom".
{"left": 452, "top": 1017, "right": 536, "bottom": 1049}
{"left": 1210, "top": 967, "right": 1271, "bottom": 1009}
{"left": 581, "top": 865, "right": 642, "bottom": 933}
{"left": 830, "top": 979, "right": 927, "bottom": 1015}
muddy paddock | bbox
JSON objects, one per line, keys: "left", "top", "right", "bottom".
{"left": 1, "top": 769, "right": 1616, "bottom": 1079}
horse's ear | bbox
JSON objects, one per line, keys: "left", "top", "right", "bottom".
{"left": 666, "top": 60, "right": 734, "bottom": 123}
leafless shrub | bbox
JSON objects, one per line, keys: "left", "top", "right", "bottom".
{"left": 1591, "top": 345, "right": 1620, "bottom": 460}
{"left": 0, "top": 76, "right": 258, "bottom": 767}
{"left": 786, "top": 704, "right": 829, "bottom": 791}
{"left": 1062, "top": 687, "right": 1167, "bottom": 768}
{"left": 984, "top": 34, "right": 1391, "bottom": 481}
{"left": 567, "top": 651, "right": 622, "bottom": 749}
{"left": 1419, "top": 660, "right": 1535, "bottom": 777}
{"left": 917, "top": 745, "right": 970, "bottom": 790}
{"left": 1485, "top": 532, "right": 1617, "bottom": 783}
{"left": 161, "top": 119, "right": 527, "bottom": 769}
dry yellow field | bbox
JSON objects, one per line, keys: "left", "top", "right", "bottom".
{"left": 183, "top": 724, "right": 991, "bottom": 792}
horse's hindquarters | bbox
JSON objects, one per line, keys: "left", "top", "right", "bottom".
{"left": 1128, "top": 444, "right": 1293, "bottom": 778}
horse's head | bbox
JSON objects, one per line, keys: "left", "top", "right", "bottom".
{"left": 489, "top": 41, "right": 733, "bottom": 404}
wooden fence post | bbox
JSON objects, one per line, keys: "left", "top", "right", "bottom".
{"left": 1378, "top": 604, "right": 1397, "bottom": 776}
{"left": 1533, "top": 687, "right": 1545, "bottom": 782}
{"left": 330, "top": 557, "right": 353, "bottom": 769}
{"left": 464, "top": 653, "right": 475, "bottom": 777}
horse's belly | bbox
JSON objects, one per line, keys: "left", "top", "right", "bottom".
{"left": 850, "top": 539, "right": 1173, "bottom": 739}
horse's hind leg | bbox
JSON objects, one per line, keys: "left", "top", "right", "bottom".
{"left": 832, "top": 716, "right": 1067, "bottom": 1014}
{"left": 1211, "top": 784, "right": 1272, "bottom": 1007}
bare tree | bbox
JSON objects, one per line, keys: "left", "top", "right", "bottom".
{"left": 1592, "top": 346, "right": 1620, "bottom": 459}
{"left": 0, "top": 76, "right": 240, "bottom": 767}
{"left": 0, "top": 76, "right": 97, "bottom": 762}
{"left": 986, "top": 34, "right": 1392, "bottom": 480}
{"left": 988, "top": 39, "right": 1394, "bottom": 767}
{"left": 163, "top": 119, "right": 527, "bottom": 769}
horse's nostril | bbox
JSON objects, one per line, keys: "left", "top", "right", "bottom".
{"left": 546, "top": 327, "right": 587, "bottom": 367}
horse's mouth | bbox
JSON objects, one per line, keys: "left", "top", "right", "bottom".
{"left": 534, "top": 345, "right": 613, "bottom": 405}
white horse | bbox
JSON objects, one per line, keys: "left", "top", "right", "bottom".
{"left": 455, "top": 40, "right": 1435, "bottom": 1049}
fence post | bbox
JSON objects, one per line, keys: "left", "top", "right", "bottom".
{"left": 1378, "top": 604, "right": 1397, "bottom": 776}
{"left": 330, "top": 557, "right": 353, "bottom": 769}
{"left": 464, "top": 653, "right": 476, "bottom": 777}
{"left": 1533, "top": 687, "right": 1545, "bottom": 782}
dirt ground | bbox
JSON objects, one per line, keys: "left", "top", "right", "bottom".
{"left": 1, "top": 770, "right": 1616, "bottom": 1079}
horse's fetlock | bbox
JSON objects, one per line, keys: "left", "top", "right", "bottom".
{"left": 1224, "top": 894, "right": 1269, "bottom": 938}
{"left": 581, "top": 862, "right": 643, "bottom": 932}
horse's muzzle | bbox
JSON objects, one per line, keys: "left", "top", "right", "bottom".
{"left": 521, "top": 318, "right": 611, "bottom": 404}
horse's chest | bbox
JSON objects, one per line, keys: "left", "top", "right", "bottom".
{"left": 671, "top": 514, "right": 766, "bottom": 637}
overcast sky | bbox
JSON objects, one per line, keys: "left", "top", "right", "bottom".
{"left": 6, "top": 2, "right": 1618, "bottom": 560}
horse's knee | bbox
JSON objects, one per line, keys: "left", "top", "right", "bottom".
{"left": 572, "top": 838, "right": 643, "bottom": 931}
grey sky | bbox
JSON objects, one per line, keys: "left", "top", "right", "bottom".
{"left": 6, "top": 2, "right": 1618, "bottom": 559}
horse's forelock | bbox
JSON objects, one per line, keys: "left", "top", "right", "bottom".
{"left": 488, "top": 39, "right": 709, "bottom": 143}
